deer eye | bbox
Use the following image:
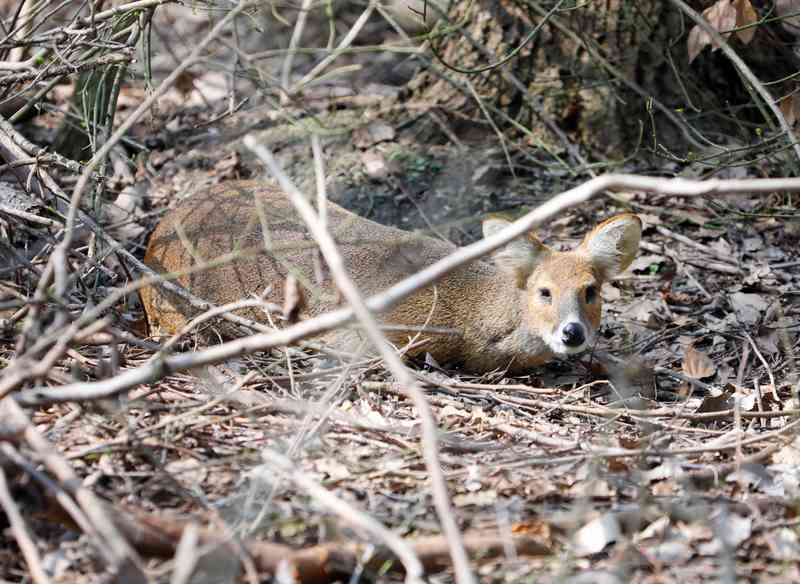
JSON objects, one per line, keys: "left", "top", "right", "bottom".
{"left": 585, "top": 285, "right": 597, "bottom": 303}
{"left": 539, "top": 288, "right": 552, "bottom": 303}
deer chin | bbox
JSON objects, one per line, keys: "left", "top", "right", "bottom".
{"left": 542, "top": 331, "right": 593, "bottom": 357}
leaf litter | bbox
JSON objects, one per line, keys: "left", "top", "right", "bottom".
{"left": 4, "top": 19, "right": 800, "bottom": 581}
{"left": 9, "top": 166, "right": 800, "bottom": 582}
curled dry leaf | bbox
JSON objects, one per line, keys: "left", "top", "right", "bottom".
{"left": 683, "top": 344, "right": 716, "bottom": 379}
{"left": 687, "top": 0, "right": 737, "bottom": 64}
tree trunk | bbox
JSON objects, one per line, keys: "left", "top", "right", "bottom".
{"left": 407, "top": 0, "right": 797, "bottom": 161}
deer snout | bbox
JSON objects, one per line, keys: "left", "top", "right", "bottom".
{"left": 560, "top": 322, "right": 586, "bottom": 348}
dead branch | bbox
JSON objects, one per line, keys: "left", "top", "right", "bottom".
{"left": 0, "top": 50, "right": 134, "bottom": 86}
{"left": 244, "top": 133, "right": 474, "bottom": 584}
{"left": 363, "top": 380, "right": 800, "bottom": 422}
{"left": 669, "top": 0, "right": 800, "bottom": 163}
{"left": 0, "top": 465, "right": 50, "bottom": 584}
{"left": 0, "top": 398, "right": 147, "bottom": 581}
{"left": 260, "top": 449, "right": 426, "bottom": 583}
{"left": 14, "top": 173, "right": 800, "bottom": 408}
{"left": 36, "top": 496, "right": 549, "bottom": 583}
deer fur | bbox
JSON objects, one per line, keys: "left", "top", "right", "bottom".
{"left": 141, "top": 181, "right": 641, "bottom": 373}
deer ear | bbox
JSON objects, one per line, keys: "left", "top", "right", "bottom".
{"left": 581, "top": 214, "right": 642, "bottom": 279}
{"left": 483, "top": 218, "right": 549, "bottom": 288}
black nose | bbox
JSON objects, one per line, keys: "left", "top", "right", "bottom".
{"left": 562, "top": 323, "right": 585, "bottom": 347}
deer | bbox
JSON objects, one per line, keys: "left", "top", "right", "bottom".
{"left": 141, "top": 180, "right": 641, "bottom": 373}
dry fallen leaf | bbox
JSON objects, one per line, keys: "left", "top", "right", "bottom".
{"left": 710, "top": 237, "right": 734, "bottom": 257}
{"left": 687, "top": 0, "right": 737, "bottom": 64}
{"left": 602, "top": 284, "right": 621, "bottom": 302}
{"left": 772, "top": 437, "right": 800, "bottom": 465}
{"left": 716, "top": 513, "right": 752, "bottom": 548}
{"left": 733, "top": 0, "right": 758, "bottom": 44}
{"left": 766, "top": 529, "right": 800, "bottom": 560}
{"left": 173, "top": 69, "right": 198, "bottom": 98}
{"left": 696, "top": 390, "right": 735, "bottom": 413}
{"left": 629, "top": 254, "right": 665, "bottom": 273}
{"left": 607, "top": 357, "right": 658, "bottom": 400}
{"left": 683, "top": 344, "right": 717, "bottom": 379}
{"left": 573, "top": 513, "right": 621, "bottom": 556}
{"left": 626, "top": 298, "right": 662, "bottom": 327}
{"left": 779, "top": 93, "right": 800, "bottom": 127}
{"left": 730, "top": 292, "right": 768, "bottom": 326}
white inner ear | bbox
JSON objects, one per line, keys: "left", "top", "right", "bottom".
{"left": 483, "top": 218, "right": 546, "bottom": 287}
{"left": 583, "top": 216, "right": 641, "bottom": 278}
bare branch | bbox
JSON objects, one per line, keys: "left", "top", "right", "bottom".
{"left": 15, "top": 173, "right": 800, "bottom": 410}
{"left": 243, "top": 133, "right": 476, "bottom": 584}
{"left": 261, "top": 449, "right": 426, "bottom": 583}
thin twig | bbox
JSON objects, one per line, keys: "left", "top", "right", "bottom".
{"left": 244, "top": 133, "right": 476, "bottom": 584}
{"left": 656, "top": 225, "right": 738, "bottom": 265}
{"left": 280, "top": 0, "right": 314, "bottom": 92}
{"left": 15, "top": 173, "right": 800, "bottom": 408}
{"left": 0, "top": 398, "right": 146, "bottom": 579}
{"left": 291, "top": 0, "right": 376, "bottom": 93}
{"left": 261, "top": 449, "right": 426, "bottom": 583}
{"left": 746, "top": 333, "right": 780, "bottom": 401}
{"left": 0, "top": 50, "right": 133, "bottom": 85}
{"left": 78, "top": 0, "right": 177, "bottom": 24}
{"left": 0, "top": 465, "right": 51, "bottom": 584}
{"left": 669, "top": 0, "right": 800, "bottom": 164}
{"left": 64, "top": 0, "right": 257, "bottom": 248}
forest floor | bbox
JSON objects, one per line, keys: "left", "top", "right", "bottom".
{"left": 2, "top": 2, "right": 800, "bottom": 583}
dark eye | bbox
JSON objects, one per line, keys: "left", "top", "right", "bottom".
{"left": 585, "top": 285, "right": 597, "bottom": 303}
{"left": 539, "top": 288, "right": 552, "bottom": 303}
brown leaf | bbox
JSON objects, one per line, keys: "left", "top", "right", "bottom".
{"left": 687, "top": 25, "right": 707, "bottom": 65}
{"left": 683, "top": 344, "right": 717, "bottom": 379}
{"left": 707, "top": 0, "right": 737, "bottom": 39}
{"left": 607, "top": 357, "right": 658, "bottom": 400}
{"left": 687, "top": 0, "right": 737, "bottom": 64}
{"left": 696, "top": 389, "right": 735, "bottom": 413}
{"left": 282, "top": 274, "right": 305, "bottom": 324}
{"left": 734, "top": 0, "right": 758, "bottom": 44}
{"left": 607, "top": 457, "right": 631, "bottom": 473}
{"left": 779, "top": 93, "right": 800, "bottom": 127}
{"left": 173, "top": 70, "right": 198, "bottom": 97}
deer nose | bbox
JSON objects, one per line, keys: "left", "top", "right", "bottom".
{"left": 561, "top": 323, "right": 585, "bottom": 347}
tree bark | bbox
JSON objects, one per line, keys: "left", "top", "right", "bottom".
{"left": 407, "top": 0, "right": 798, "bottom": 160}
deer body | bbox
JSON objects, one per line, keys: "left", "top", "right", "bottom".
{"left": 142, "top": 181, "right": 641, "bottom": 373}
